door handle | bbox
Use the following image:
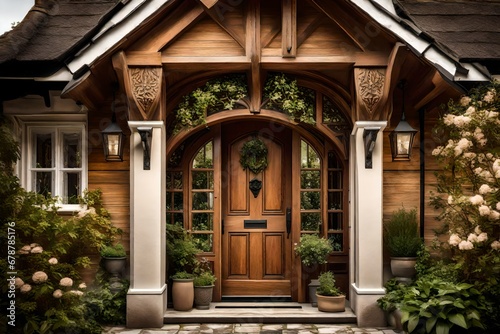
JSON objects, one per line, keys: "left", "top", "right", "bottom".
{"left": 221, "top": 219, "right": 224, "bottom": 235}
{"left": 286, "top": 208, "right": 291, "bottom": 239}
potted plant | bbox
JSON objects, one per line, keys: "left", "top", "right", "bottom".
{"left": 193, "top": 270, "right": 216, "bottom": 310}
{"left": 100, "top": 243, "right": 127, "bottom": 277}
{"left": 377, "top": 278, "right": 407, "bottom": 331}
{"left": 384, "top": 207, "right": 422, "bottom": 280}
{"left": 166, "top": 224, "right": 200, "bottom": 311}
{"left": 294, "top": 233, "right": 334, "bottom": 305}
{"left": 315, "top": 271, "right": 345, "bottom": 312}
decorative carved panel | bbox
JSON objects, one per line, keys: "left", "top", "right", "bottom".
{"left": 354, "top": 67, "right": 386, "bottom": 121}
{"left": 129, "top": 67, "right": 162, "bottom": 120}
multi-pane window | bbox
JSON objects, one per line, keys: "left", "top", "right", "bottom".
{"left": 300, "top": 140, "right": 321, "bottom": 233}
{"left": 191, "top": 141, "right": 214, "bottom": 253}
{"left": 327, "top": 152, "right": 344, "bottom": 252}
{"left": 28, "top": 125, "right": 86, "bottom": 206}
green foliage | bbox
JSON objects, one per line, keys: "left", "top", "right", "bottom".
{"left": 294, "top": 234, "right": 333, "bottom": 266}
{"left": 193, "top": 271, "right": 216, "bottom": 286}
{"left": 166, "top": 223, "right": 200, "bottom": 276}
{"left": 100, "top": 243, "right": 126, "bottom": 258}
{"left": 316, "top": 271, "right": 342, "bottom": 296}
{"left": 384, "top": 207, "right": 422, "bottom": 257}
{"left": 174, "top": 74, "right": 247, "bottom": 133}
{"left": 263, "top": 72, "right": 316, "bottom": 124}
{"left": 400, "top": 278, "right": 487, "bottom": 334}
{"left": 377, "top": 279, "right": 409, "bottom": 313}
{"left": 171, "top": 271, "right": 194, "bottom": 280}
{"left": 83, "top": 271, "right": 128, "bottom": 326}
{"left": 239, "top": 137, "right": 268, "bottom": 174}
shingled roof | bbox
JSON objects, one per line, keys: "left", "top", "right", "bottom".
{"left": 0, "top": 0, "right": 121, "bottom": 77}
{"left": 394, "top": 0, "right": 500, "bottom": 74}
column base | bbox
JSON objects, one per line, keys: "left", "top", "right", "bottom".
{"left": 350, "top": 284, "right": 386, "bottom": 327}
{"left": 126, "top": 285, "right": 167, "bottom": 328}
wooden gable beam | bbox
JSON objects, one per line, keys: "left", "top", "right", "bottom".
{"left": 246, "top": 0, "right": 262, "bottom": 113}
{"left": 196, "top": 0, "right": 245, "bottom": 48}
{"left": 130, "top": 0, "right": 205, "bottom": 52}
{"left": 199, "top": 0, "right": 218, "bottom": 9}
{"left": 282, "top": 0, "right": 297, "bottom": 57}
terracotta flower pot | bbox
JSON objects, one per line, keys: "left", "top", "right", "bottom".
{"left": 316, "top": 293, "right": 346, "bottom": 312}
{"left": 172, "top": 278, "right": 194, "bottom": 311}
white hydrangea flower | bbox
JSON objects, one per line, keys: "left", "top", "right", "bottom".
{"left": 479, "top": 205, "right": 491, "bottom": 216}
{"left": 483, "top": 91, "right": 494, "bottom": 103}
{"left": 69, "top": 290, "right": 84, "bottom": 296}
{"left": 32, "top": 271, "right": 48, "bottom": 284}
{"left": 489, "top": 210, "right": 500, "bottom": 221}
{"left": 479, "top": 184, "right": 493, "bottom": 194}
{"left": 59, "top": 277, "right": 74, "bottom": 287}
{"left": 48, "top": 257, "right": 58, "bottom": 265}
{"left": 31, "top": 246, "right": 43, "bottom": 254}
{"left": 460, "top": 96, "right": 471, "bottom": 106}
{"left": 458, "top": 240, "right": 474, "bottom": 250}
{"left": 447, "top": 195, "right": 453, "bottom": 204}
{"left": 470, "top": 194, "right": 484, "bottom": 205}
{"left": 449, "top": 233, "right": 461, "bottom": 246}
{"left": 53, "top": 289, "right": 63, "bottom": 298}
{"left": 79, "top": 283, "right": 87, "bottom": 290}
{"left": 491, "top": 240, "right": 500, "bottom": 250}
{"left": 477, "top": 232, "right": 488, "bottom": 242}
{"left": 15, "top": 277, "right": 24, "bottom": 288}
{"left": 467, "top": 233, "right": 478, "bottom": 243}
{"left": 20, "top": 284, "right": 32, "bottom": 293}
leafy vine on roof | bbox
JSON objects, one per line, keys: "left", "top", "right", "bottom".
{"left": 263, "top": 72, "right": 316, "bottom": 125}
{"left": 173, "top": 74, "right": 248, "bottom": 133}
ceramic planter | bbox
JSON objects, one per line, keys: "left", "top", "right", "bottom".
{"left": 316, "top": 293, "right": 346, "bottom": 312}
{"left": 102, "top": 257, "right": 126, "bottom": 277}
{"left": 390, "top": 257, "right": 417, "bottom": 279}
{"left": 194, "top": 285, "right": 214, "bottom": 309}
{"left": 171, "top": 278, "right": 194, "bottom": 311}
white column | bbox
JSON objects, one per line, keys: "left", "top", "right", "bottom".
{"left": 349, "top": 121, "right": 387, "bottom": 327}
{"left": 126, "top": 121, "right": 167, "bottom": 328}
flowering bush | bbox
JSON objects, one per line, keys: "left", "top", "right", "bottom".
{"left": 426, "top": 80, "right": 500, "bottom": 332}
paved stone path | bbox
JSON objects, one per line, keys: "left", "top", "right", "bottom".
{"left": 104, "top": 323, "right": 401, "bottom": 334}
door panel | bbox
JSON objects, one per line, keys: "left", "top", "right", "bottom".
{"left": 222, "top": 123, "right": 292, "bottom": 297}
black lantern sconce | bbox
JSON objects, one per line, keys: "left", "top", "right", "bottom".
{"left": 138, "top": 127, "right": 152, "bottom": 170}
{"left": 389, "top": 80, "right": 418, "bottom": 161}
{"left": 101, "top": 91, "right": 125, "bottom": 162}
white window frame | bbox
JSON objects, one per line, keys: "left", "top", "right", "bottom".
{"left": 25, "top": 123, "right": 88, "bottom": 212}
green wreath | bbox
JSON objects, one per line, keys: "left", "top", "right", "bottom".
{"left": 239, "top": 138, "right": 268, "bottom": 174}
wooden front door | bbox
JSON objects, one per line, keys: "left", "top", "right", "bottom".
{"left": 221, "top": 123, "right": 292, "bottom": 298}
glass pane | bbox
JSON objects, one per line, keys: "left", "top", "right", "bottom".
{"left": 301, "top": 171, "right": 320, "bottom": 189}
{"left": 328, "top": 152, "right": 340, "bottom": 169}
{"left": 301, "top": 212, "right": 321, "bottom": 231}
{"left": 396, "top": 133, "right": 411, "bottom": 155}
{"left": 328, "top": 171, "right": 342, "bottom": 189}
{"left": 192, "top": 192, "right": 214, "bottom": 210}
{"left": 301, "top": 191, "right": 320, "bottom": 210}
{"left": 328, "top": 192, "right": 342, "bottom": 210}
{"left": 173, "top": 213, "right": 184, "bottom": 225}
{"left": 64, "top": 172, "right": 80, "bottom": 204}
{"left": 328, "top": 233, "right": 343, "bottom": 252}
{"left": 300, "top": 140, "right": 320, "bottom": 168}
{"left": 192, "top": 213, "right": 213, "bottom": 231}
{"left": 193, "top": 141, "right": 213, "bottom": 168}
{"left": 63, "top": 133, "right": 81, "bottom": 168}
{"left": 107, "top": 134, "right": 121, "bottom": 156}
{"left": 166, "top": 192, "right": 172, "bottom": 210}
{"left": 328, "top": 212, "right": 343, "bottom": 230}
{"left": 34, "top": 172, "right": 53, "bottom": 197}
{"left": 174, "top": 192, "right": 183, "bottom": 210}
{"left": 34, "top": 133, "right": 53, "bottom": 168}
{"left": 192, "top": 171, "right": 214, "bottom": 189}
{"left": 173, "top": 172, "right": 183, "bottom": 189}
{"left": 193, "top": 233, "right": 213, "bottom": 252}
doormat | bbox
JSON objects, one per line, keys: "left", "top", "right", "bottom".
{"left": 215, "top": 305, "right": 302, "bottom": 309}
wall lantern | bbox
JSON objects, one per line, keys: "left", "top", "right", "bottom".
{"left": 138, "top": 127, "right": 152, "bottom": 170}
{"left": 101, "top": 111, "right": 125, "bottom": 162}
{"left": 389, "top": 80, "right": 418, "bottom": 161}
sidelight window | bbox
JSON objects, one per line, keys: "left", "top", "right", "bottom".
{"left": 300, "top": 140, "right": 321, "bottom": 232}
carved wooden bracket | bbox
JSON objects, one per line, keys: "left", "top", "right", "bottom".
{"left": 112, "top": 51, "right": 164, "bottom": 122}
{"left": 353, "top": 67, "right": 387, "bottom": 121}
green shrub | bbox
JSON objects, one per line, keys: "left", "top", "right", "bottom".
{"left": 294, "top": 234, "right": 333, "bottom": 266}
{"left": 100, "top": 243, "right": 126, "bottom": 258}
{"left": 193, "top": 271, "right": 216, "bottom": 286}
{"left": 316, "top": 271, "right": 342, "bottom": 296}
{"left": 384, "top": 207, "right": 422, "bottom": 257}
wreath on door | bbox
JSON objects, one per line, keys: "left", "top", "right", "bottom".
{"left": 239, "top": 138, "right": 268, "bottom": 174}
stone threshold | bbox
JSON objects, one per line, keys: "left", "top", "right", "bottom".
{"left": 164, "top": 302, "right": 357, "bottom": 324}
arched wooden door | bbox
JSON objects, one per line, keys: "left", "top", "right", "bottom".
{"left": 221, "top": 122, "right": 292, "bottom": 298}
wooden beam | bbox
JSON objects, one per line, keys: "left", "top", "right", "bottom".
{"left": 130, "top": 0, "right": 205, "bottom": 52}
{"left": 413, "top": 71, "right": 449, "bottom": 110}
{"left": 297, "top": 17, "right": 324, "bottom": 48}
{"left": 380, "top": 42, "right": 409, "bottom": 121}
{"left": 282, "top": 0, "right": 297, "bottom": 57}
{"left": 161, "top": 56, "right": 250, "bottom": 70}
{"left": 246, "top": 0, "right": 262, "bottom": 112}
{"left": 199, "top": 0, "right": 218, "bottom": 9}
{"left": 197, "top": 0, "right": 246, "bottom": 48}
